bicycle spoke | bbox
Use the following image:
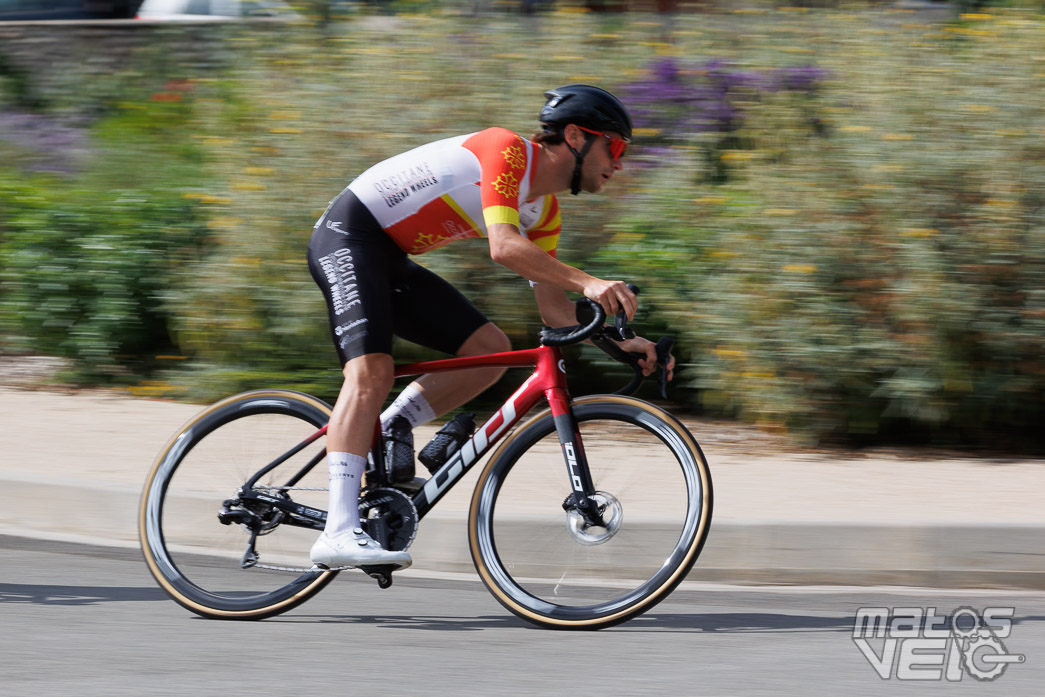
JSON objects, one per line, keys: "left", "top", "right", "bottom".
{"left": 470, "top": 397, "right": 712, "bottom": 629}
{"left": 140, "top": 391, "right": 337, "bottom": 619}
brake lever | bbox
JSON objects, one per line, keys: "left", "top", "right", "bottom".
{"left": 654, "top": 336, "right": 675, "bottom": 400}
{"left": 614, "top": 283, "right": 640, "bottom": 341}
{"left": 614, "top": 311, "right": 635, "bottom": 341}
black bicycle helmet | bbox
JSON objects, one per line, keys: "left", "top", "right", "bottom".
{"left": 539, "top": 84, "right": 633, "bottom": 195}
{"left": 540, "top": 84, "right": 633, "bottom": 140}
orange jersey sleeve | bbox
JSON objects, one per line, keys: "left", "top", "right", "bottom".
{"left": 461, "top": 128, "right": 535, "bottom": 231}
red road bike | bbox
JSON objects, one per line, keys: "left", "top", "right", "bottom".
{"left": 139, "top": 295, "right": 713, "bottom": 629}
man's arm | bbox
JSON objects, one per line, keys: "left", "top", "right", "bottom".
{"left": 531, "top": 280, "right": 675, "bottom": 381}
{"left": 487, "top": 222, "right": 637, "bottom": 320}
{"left": 532, "top": 282, "right": 580, "bottom": 328}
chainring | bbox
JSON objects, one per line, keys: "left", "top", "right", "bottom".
{"left": 358, "top": 487, "right": 419, "bottom": 552}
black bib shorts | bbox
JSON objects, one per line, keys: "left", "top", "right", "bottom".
{"left": 307, "top": 189, "right": 489, "bottom": 366}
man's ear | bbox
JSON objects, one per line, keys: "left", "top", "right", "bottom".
{"left": 562, "top": 123, "right": 584, "bottom": 150}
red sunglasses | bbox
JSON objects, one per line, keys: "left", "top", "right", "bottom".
{"left": 576, "top": 125, "right": 629, "bottom": 162}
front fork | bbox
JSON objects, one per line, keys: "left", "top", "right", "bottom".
{"left": 548, "top": 391, "right": 606, "bottom": 527}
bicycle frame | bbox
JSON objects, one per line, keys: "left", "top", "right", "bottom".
{"left": 394, "top": 343, "right": 581, "bottom": 517}
{"left": 236, "top": 342, "right": 597, "bottom": 528}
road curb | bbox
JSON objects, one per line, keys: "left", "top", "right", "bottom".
{"left": 6, "top": 474, "right": 1043, "bottom": 590}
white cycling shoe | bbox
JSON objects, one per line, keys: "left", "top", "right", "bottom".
{"left": 310, "top": 528, "right": 412, "bottom": 570}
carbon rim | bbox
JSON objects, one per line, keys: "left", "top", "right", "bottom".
{"left": 469, "top": 396, "right": 712, "bottom": 629}
{"left": 139, "top": 390, "right": 336, "bottom": 619}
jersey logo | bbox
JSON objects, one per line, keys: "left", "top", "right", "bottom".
{"left": 502, "top": 143, "right": 526, "bottom": 170}
{"left": 491, "top": 172, "right": 520, "bottom": 199}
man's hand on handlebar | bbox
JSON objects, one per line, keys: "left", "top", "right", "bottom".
{"left": 616, "top": 336, "right": 675, "bottom": 382}
{"left": 538, "top": 283, "right": 676, "bottom": 398}
{"left": 582, "top": 279, "right": 637, "bottom": 322}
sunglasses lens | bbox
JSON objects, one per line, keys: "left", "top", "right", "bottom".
{"left": 578, "top": 126, "right": 627, "bottom": 161}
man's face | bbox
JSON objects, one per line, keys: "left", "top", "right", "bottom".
{"left": 580, "top": 130, "right": 626, "bottom": 194}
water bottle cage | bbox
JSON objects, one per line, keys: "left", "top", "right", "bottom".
{"left": 418, "top": 413, "right": 476, "bottom": 473}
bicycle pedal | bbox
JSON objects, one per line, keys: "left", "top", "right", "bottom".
{"left": 360, "top": 564, "right": 397, "bottom": 589}
{"left": 310, "top": 564, "right": 353, "bottom": 572}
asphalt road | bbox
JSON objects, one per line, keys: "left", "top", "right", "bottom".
{"left": 2, "top": 536, "right": 1042, "bottom": 696}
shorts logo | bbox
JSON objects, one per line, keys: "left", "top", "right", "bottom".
{"left": 326, "top": 220, "right": 349, "bottom": 235}
{"left": 318, "top": 249, "right": 361, "bottom": 317}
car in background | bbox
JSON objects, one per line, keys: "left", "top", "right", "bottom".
{"left": 0, "top": 0, "right": 143, "bottom": 20}
{"left": 135, "top": 0, "right": 298, "bottom": 20}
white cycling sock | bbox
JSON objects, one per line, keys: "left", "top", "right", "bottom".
{"left": 380, "top": 383, "right": 436, "bottom": 430}
{"left": 324, "top": 451, "right": 366, "bottom": 536}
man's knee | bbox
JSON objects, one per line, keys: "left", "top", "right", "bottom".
{"left": 341, "top": 354, "right": 395, "bottom": 400}
{"left": 459, "top": 323, "right": 511, "bottom": 357}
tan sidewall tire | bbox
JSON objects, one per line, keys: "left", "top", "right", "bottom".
{"left": 138, "top": 389, "right": 337, "bottom": 620}
{"left": 467, "top": 395, "right": 713, "bottom": 629}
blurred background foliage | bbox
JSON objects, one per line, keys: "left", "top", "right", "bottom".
{"left": 1, "top": 2, "right": 1043, "bottom": 450}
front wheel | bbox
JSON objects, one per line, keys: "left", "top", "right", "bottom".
{"left": 139, "top": 389, "right": 337, "bottom": 620}
{"left": 468, "top": 395, "right": 713, "bottom": 630}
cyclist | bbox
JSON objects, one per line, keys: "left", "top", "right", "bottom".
{"left": 307, "top": 84, "right": 675, "bottom": 569}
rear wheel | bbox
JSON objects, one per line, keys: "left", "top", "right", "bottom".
{"left": 139, "top": 390, "right": 336, "bottom": 620}
{"left": 468, "top": 395, "right": 712, "bottom": 630}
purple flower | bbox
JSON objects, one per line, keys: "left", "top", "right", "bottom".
{"left": 0, "top": 110, "right": 91, "bottom": 174}
{"left": 621, "top": 58, "right": 828, "bottom": 138}
{"left": 771, "top": 66, "right": 830, "bottom": 94}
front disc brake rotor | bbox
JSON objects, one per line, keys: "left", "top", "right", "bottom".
{"left": 565, "top": 491, "right": 623, "bottom": 546}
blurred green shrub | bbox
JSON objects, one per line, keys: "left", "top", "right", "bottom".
{"left": 594, "top": 10, "right": 1045, "bottom": 447}
{"left": 1, "top": 7, "right": 1044, "bottom": 449}
{"left": 0, "top": 66, "right": 212, "bottom": 378}
{"left": 0, "top": 180, "right": 210, "bottom": 377}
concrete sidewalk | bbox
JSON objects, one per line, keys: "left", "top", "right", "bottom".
{"left": 1, "top": 386, "right": 1042, "bottom": 589}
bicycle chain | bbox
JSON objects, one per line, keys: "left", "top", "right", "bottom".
{"left": 253, "top": 486, "right": 363, "bottom": 572}
{"left": 247, "top": 485, "right": 403, "bottom": 574}
{"left": 253, "top": 562, "right": 351, "bottom": 574}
